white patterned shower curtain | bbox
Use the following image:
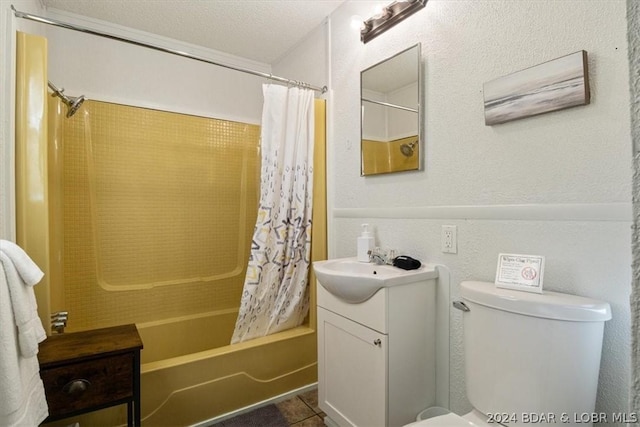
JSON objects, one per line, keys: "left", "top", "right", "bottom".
{"left": 231, "top": 84, "right": 315, "bottom": 344}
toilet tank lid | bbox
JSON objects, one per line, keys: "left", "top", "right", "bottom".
{"left": 460, "top": 281, "right": 612, "bottom": 322}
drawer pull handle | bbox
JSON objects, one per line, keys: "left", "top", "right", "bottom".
{"left": 62, "top": 379, "right": 91, "bottom": 395}
{"left": 373, "top": 339, "right": 382, "bottom": 347}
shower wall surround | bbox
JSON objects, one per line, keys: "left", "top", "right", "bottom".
{"left": 14, "top": 31, "right": 52, "bottom": 328}
{"left": 1, "top": 0, "right": 46, "bottom": 241}
{"left": 57, "top": 100, "right": 260, "bottom": 330}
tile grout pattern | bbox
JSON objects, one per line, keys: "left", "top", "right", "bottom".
{"left": 60, "top": 99, "right": 260, "bottom": 330}
{"left": 275, "top": 388, "right": 325, "bottom": 426}
{"left": 217, "top": 387, "right": 325, "bottom": 427}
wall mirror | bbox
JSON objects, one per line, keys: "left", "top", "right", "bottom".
{"left": 361, "top": 43, "right": 421, "bottom": 176}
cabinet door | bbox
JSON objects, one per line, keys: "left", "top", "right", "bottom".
{"left": 318, "top": 307, "right": 387, "bottom": 427}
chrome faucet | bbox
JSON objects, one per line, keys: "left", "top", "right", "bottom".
{"left": 51, "top": 311, "right": 68, "bottom": 334}
{"left": 368, "top": 248, "right": 396, "bottom": 265}
{"left": 369, "top": 251, "right": 386, "bottom": 265}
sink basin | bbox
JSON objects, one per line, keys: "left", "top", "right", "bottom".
{"left": 313, "top": 257, "right": 438, "bottom": 303}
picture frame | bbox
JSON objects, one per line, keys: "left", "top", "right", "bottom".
{"left": 483, "top": 50, "right": 590, "bottom": 125}
{"left": 495, "top": 253, "right": 545, "bottom": 294}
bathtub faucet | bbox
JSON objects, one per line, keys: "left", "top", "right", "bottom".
{"left": 51, "top": 311, "right": 68, "bottom": 334}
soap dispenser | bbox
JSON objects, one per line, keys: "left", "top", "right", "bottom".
{"left": 357, "top": 224, "right": 374, "bottom": 262}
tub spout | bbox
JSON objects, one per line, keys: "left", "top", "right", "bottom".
{"left": 51, "top": 321, "right": 66, "bottom": 334}
{"left": 51, "top": 311, "right": 68, "bottom": 333}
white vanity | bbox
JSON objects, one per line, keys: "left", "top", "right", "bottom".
{"left": 314, "top": 258, "right": 438, "bottom": 427}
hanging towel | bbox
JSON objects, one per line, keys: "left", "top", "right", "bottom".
{"left": 0, "top": 240, "right": 47, "bottom": 358}
{"left": 0, "top": 240, "right": 45, "bottom": 287}
{"left": 0, "top": 260, "right": 49, "bottom": 427}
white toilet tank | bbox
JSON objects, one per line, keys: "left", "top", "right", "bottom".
{"left": 460, "top": 281, "right": 611, "bottom": 427}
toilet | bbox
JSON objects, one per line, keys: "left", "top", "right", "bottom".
{"left": 409, "top": 281, "right": 611, "bottom": 427}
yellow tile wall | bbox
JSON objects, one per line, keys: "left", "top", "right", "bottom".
{"left": 58, "top": 101, "right": 260, "bottom": 330}
{"left": 361, "top": 135, "right": 419, "bottom": 175}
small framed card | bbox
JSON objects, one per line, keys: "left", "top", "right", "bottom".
{"left": 495, "top": 253, "right": 545, "bottom": 293}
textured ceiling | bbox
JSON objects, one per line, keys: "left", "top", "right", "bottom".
{"left": 41, "top": 0, "right": 345, "bottom": 64}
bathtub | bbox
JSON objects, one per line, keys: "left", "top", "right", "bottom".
{"left": 44, "top": 310, "right": 317, "bottom": 427}
{"left": 138, "top": 310, "right": 317, "bottom": 426}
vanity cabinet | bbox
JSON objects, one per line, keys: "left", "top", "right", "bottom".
{"left": 317, "top": 273, "right": 437, "bottom": 427}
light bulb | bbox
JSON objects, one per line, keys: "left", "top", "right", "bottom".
{"left": 372, "top": 4, "right": 391, "bottom": 19}
{"left": 350, "top": 15, "right": 365, "bottom": 31}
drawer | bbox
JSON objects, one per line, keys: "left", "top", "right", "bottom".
{"left": 41, "top": 353, "right": 134, "bottom": 417}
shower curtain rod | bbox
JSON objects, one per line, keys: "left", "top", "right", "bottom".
{"left": 361, "top": 97, "right": 418, "bottom": 113}
{"left": 11, "top": 5, "right": 328, "bottom": 94}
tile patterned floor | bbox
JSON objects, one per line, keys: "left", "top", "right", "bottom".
{"left": 275, "top": 388, "right": 325, "bottom": 426}
{"left": 217, "top": 387, "right": 325, "bottom": 427}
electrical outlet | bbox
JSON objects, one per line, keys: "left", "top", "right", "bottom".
{"left": 441, "top": 225, "right": 457, "bottom": 254}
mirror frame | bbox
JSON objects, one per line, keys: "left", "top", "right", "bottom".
{"left": 360, "top": 43, "right": 422, "bottom": 176}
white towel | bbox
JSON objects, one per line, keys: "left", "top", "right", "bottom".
{"left": 0, "top": 240, "right": 44, "bottom": 287}
{"left": 0, "top": 240, "right": 47, "bottom": 358}
{"left": 0, "top": 261, "right": 49, "bottom": 427}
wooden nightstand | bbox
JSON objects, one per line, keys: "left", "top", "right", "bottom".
{"left": 38, "top": 324, "right": 143, "bottom": 427}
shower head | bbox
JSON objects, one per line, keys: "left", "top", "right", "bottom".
{"left": 65, "top": 94, "right": 85, "bottom": 118}
{"left": 400, "top": 140, "right": 417, "bottom": 157}
{"left": 47, "top": 81, "right": 85, "bottom": 118}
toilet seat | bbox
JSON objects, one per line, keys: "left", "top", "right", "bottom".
{"left": 405, "top": 413, "right": 474, "bottom": 426}
{"left": 405, "top": 409, "right": 490, "bottom": 427}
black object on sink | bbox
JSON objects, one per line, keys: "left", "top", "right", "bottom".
{"left": 392, "top": 255, "right": 422, "bottom": 270}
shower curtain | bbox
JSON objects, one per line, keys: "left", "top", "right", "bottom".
{"left": 231, "top": 84, "right": 315, "bottom": 344}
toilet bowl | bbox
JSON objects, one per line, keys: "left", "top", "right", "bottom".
{"left": 405, "top": 281, "right": 611, "bottom": 427}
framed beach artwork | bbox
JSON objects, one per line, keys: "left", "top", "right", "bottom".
{"left": 483, "top": 51, "right": 590, "bottom": 126}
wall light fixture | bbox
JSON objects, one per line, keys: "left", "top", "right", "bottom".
{"left": 361, "top": 0, "right": 427, "bottom": 43}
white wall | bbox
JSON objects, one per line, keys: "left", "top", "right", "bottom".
{"left": 362, "top": 83, "right": 419, "bottom": 141}
{"left": 272, "top": 19, "right": 329, "bottom": 94}
{"left": 626, "top": 0, "right": 640, "bottom": 416}
{"left": 362, "top": 89, "right": 387, "bottom": 140}
{"left": 324, "top": 0, "right": 631, "bottom": 419}
{"left": 387, "top": 82, "right": 418, "bottom": 140}
{"left": 44, "top": 8, "right": 266, "bottom": 124}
